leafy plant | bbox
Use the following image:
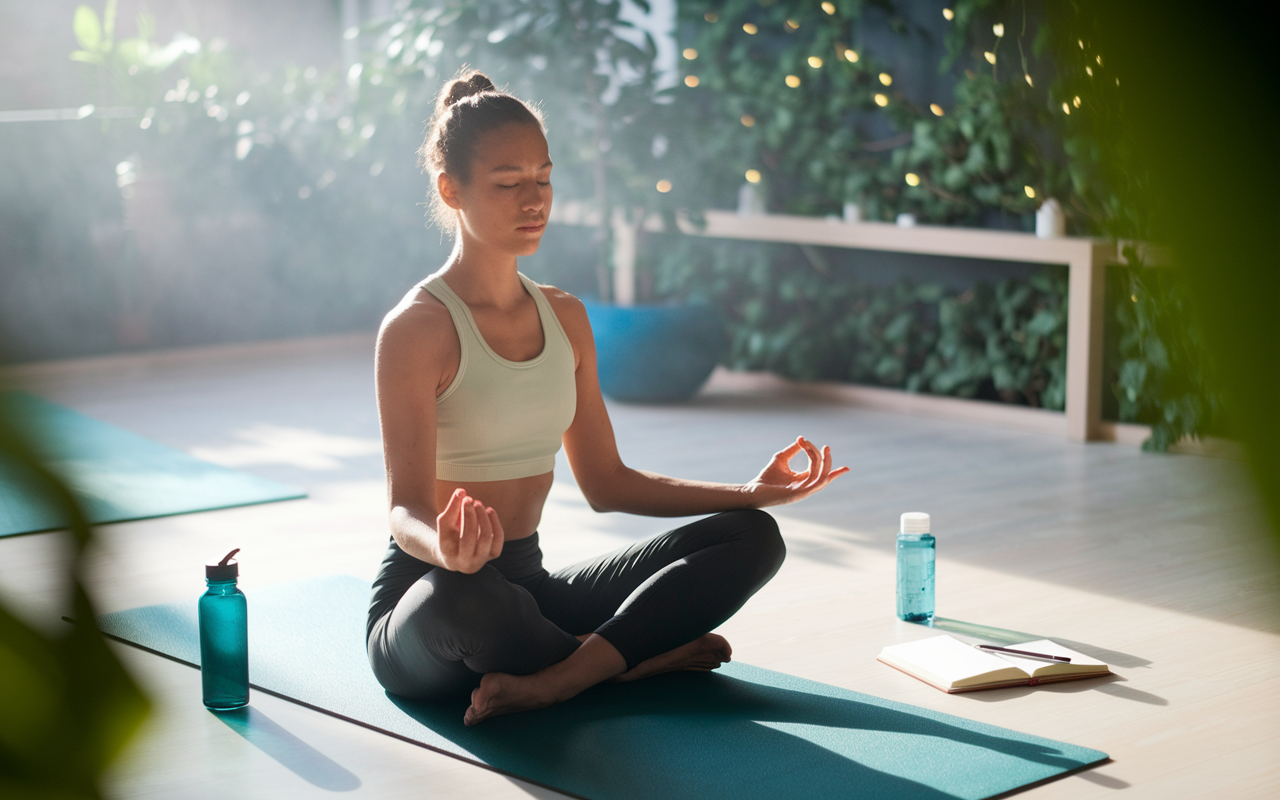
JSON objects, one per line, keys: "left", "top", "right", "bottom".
{"left": 1107, "top": 251, "right": 1225, "bottom": 450}
{"left": 0, "top": 392, "right": 150, "bottom": 798}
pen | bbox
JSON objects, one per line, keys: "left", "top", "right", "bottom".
{"left": 976, "top": 644, "right": 1071, "bottom": 663}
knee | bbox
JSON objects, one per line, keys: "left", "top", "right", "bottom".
{"left": 725, "top": 508, "right": 786, "bottom": 574}
{"left": 415, "top": 567, "right": 515, "bottom": 637}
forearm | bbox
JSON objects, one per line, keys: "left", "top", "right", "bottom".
{"left": 585, "top": 466, "right": 755, "bottom": 517}
{"left": 388, "top": 504, "right": 446, "bottom": 567}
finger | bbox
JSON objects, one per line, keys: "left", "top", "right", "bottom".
{"left": 773, "top": 438, "right": 805, "bottom": 469}
{"left": 475, "top": 503, "right": 495, "bottom": 556}
{"left": 797, "top": 438, "right": 823, "bottom": 483}
{"left": 461, "top": 497, "right": 480, "bottom": 558}
{"left": 441, "top": 488, "right": 466, "bottom": 531}
{"left": 486, "top": 506, "right": 505, "bottom": 558}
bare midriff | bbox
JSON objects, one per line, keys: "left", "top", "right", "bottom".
{"left": 435, "top": 470, "right": 555, "bottom": 541}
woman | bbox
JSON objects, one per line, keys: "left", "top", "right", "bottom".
{"left": 366, "top": 70, "right": 849, "bottom": 727}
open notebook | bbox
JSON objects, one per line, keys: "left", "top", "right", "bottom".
{"left": 878, "top": 635, "right": 1111, "bottom": 693}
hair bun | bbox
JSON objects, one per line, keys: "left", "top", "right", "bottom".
{"left": 440, "top": 70, "right": 496, "bottom": 110}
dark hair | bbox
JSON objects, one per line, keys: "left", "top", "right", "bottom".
{"left": 419, "top": 69, "right": 545, "bottom": 231}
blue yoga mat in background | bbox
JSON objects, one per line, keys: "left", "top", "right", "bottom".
{"left": 0, "top": 392, "right": 305, "bottom": 537}
{"left": 99, "top": 575, "right": 1108, "bottom": 800}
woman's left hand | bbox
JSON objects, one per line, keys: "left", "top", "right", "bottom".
{"left": 743, "top": 436, "right": 850, "bottom": 508}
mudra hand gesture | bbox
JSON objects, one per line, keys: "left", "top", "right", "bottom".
{"left": 745, "top": 436, "right": 850, "bottom": 508}
{"left": 436, "top": 488, "right": 505, "bottom": 573}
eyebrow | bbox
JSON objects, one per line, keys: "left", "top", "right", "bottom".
{"left": 491, "top": 161, "right": 553, "bottom": 173}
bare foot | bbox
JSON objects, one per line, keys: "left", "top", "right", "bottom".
{"left": 464, "top": 672, "right": 557, "bottom": 726}
{"left": 613, "top": 633, "right": 732, "bottom": 683}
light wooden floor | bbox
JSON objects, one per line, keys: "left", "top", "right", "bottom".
{"left": 2, "top": 334, "right": 1277, "bottom": 799}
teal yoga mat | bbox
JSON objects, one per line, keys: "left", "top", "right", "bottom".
{"left": 99, "top": 575, "right": 1108, "bottom": 800}
{"left": 0, "top": 392, "right": 305, "bottom": 537}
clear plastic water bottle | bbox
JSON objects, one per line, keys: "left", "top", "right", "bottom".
{"left": 896, "top": 512, "right": 935, "bottom": 623}
{"left": 199, "top": 548, "right": 249, "bottom": 710}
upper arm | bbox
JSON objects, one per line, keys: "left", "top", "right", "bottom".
{"left": 542, "top": 288, "right": 628, "bottom": 506}
{"left": 375, "top": 298, "right": 455, "bottom": 522}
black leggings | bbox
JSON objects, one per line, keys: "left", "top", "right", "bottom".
{"left": 366, "top": 509, "right": 785, "bottom": 699}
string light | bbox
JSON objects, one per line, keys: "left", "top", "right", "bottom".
{"left": 1024, "top": 186, "right": 1036, "bottom": 198}
{"left": 1073, "top": 95, "right": 1081, "bottom": 108}
{"left": 879, "top": 72, "right": 892, "bottom": 86}
{"left": 743, "top": 23, "right": 758, "bottom": 34}
{"left": 1130, "top": 294, "right": 1138, "bottom": 303}
{"left": 1062, "top": 102, "right": 1071, "bottom": 114}
{"left": 943, "top": 8, "right": 954, "bottom": 21}
{"left": 741, "top": 114, "right": 756, "bottom": 127}
{"left": 984, "top": 51, "right": 996, "bottom": 64}
{"left": 745, "top": 169, "right": 762, "bottom": 183}
{"left": 1078, "top": 39, "right": 1084, "bottom": 49}
{"left": 905, "top": 173, "right": 921, "bottom": 186}
{"left": 704, "top": 12, "right": 718, "bottom": 22}
{"left": 786, "top": 19, "right": 800, "bottom": 30}
{"left": 993, "top": 23, "right": 1004, "bottom": 37}
{"left": 874, "top": 93, "right": 888, "bottom": 106}
{"left": 821, "top": 2, "right": 836, "bottom": 14}
{"left": 656, "top": 180, "right": 672, "bottom": 193}
{"left": 683, "top": 48, "right": 698, "bottom": 60}
{"left": 1115, "top": 77, "right": 1120, "bottom": 86}
{"left": 930, "top": 103, "right": 944, "bottom": 116}
{"left": 809, "top": 56, "right": 824, "bottom": 68}
{"left": 785, "top": 74, "right": 801, "bottom": 87}
{"left": 1025, "top": 74, "right": 1034, "bottom": 87}
{"left": 1096, "top": 55, "right": 1103, "bottom": 66}
{"left": 685, "top": 75, "right": 700, "bottom": 87}
{"left": 1085, "top": 66, "right": 1093, "bottom": 76}
{"left": 844, "top": 48, "right": 859, "bottom": 62}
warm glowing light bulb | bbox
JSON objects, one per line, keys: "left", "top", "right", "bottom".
{"left": 1062, "top": 102, "right": 1071, "bottom": 114}
{"left": 1077, "top": 39, "right": 1084, "bottom": 49}
{"left": 943, "top": 8, "right": 954, "bottom": 21}
{"left": 741, "top": 114, "right": 755, "bottom": 127}
{"left": 1096, "top": 55, "right": 1103, "bottom": 66}
{"left": 684, "top": 75, "right": 700, "bottom": 87}
{"left": 743, "top": 23, "right": 758, "bottom": 34}
{"left": 785, "top": 74, "right": 801, "bottom": 87}
{"left": 844, "top": 48, "right": 859, "bottom": 62}
{"left": 683, "top": 48, "right": 698, "bottom": 60}
{"left": 983, "top": 51, "right": 996, "bottom": 64}
{"left": 993, "top": 23, "right": 1005, "bottom": 37}
{"left": 1024, "top": 185, "right": 1036, "bottom": 198}
{"left": 786, "top": 19, "right": 800, "bottom": 30}
{"left": 822, "top": 2, "right": 836, "bottom": 14}
{"left": 879, "top": 72, "right": 892, "bottom": 85}
{"left": 745, "top": 169, "right": 762, "bottom": 183}
{"left": 808, "top": 56, "right": 823, "bottom": 68}
{"left": 1025, "top": 74, "right": 1034, "bottom": 87}
{"left": 1072, "top": 95, "right": 1081, "bottom": 108}
{"left": 905, "top": 173, "right": 921, "bottom": 187}
{"left": 930, "top": 103, "right": 944, "bottom": 116}
{"left": 704, "top": 12, "right": 718, "bottom": 22}
{"left": 874, "top": 93, "right": 888, "bottom": 106}
{"left": 656, "top": 180, "right": 672, "bottom": 193}
{"left": 1085, "top": 66, "right": 1093, "bottom": 76}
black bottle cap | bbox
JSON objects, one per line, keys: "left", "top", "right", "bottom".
{"left": 206, "top": 548, "right": 240, "bottom": 582}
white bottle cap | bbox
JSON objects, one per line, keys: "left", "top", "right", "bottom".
{"left": 900, "top": 512, "right": 930, "bottom": 534}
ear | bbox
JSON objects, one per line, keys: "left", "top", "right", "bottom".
{"left": 437, "top": 172, "right": 464, "bottom": 210}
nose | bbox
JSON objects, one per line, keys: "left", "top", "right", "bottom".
{"left": 521, "top": 182, "right": 547, "bottom": 213}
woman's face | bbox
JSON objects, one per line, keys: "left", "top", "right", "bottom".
{"left": 441, "top": 123, "right": 552, "bottom": 257}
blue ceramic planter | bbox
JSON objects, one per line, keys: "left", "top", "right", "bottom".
{"left": 584, "top": 301, "right": 728, "bottom": 403}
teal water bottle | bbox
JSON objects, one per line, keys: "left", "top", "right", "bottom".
{"left": 199, "top": 548, "right": 249, "bottom": 710}
{"left": 896, "top": 512, "right": 935, "bottom": 623}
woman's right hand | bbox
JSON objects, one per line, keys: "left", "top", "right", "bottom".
{"left": 435, "top": 488, "right": 505, "bottom": 573}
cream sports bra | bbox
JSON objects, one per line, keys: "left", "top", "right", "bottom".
{"left": 420, "top": 272, "right": 577, "bottom": 482}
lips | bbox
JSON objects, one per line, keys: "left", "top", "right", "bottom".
{"left": 517, "top": 221, "right": 546, "bottom": 232}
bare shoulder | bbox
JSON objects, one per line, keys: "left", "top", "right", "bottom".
{"left": 376, "top": 283, "right": 458, "bottom": 372}
{"left": 534, "top": 283, "right": 592, "bottom": 346}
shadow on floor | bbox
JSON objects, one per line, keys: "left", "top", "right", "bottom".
{"left": 214, "top": 706, "right": 361, "bottom": 791}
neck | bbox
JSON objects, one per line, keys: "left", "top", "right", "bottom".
{"left": 439, "top": 230, "right": 525, "bottom": 307}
